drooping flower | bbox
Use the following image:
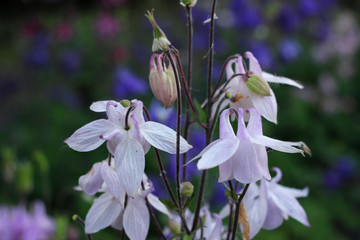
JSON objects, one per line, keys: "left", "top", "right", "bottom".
{"left": 242, "top": 167, "right": 310, "bottom": 238}
{"left": 149, "top": 53, "right": 177, "bottom": 108}
{"left": 65, "top": 99, "right": 192, "bottom": 196}
{"left": 192, "top": 108, "right": 305, "bottom": 183}
{"left": 215, "top": 52, "right": 303, "bottom": 123}
{"left": 79, "top": 162, "right": 171, "bottom": 240}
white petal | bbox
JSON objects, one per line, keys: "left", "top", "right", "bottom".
{"left": 208, "top": 214, "right": 222, "bottom": 240}
{"left": 140, "top": 121, "right": 192, "bottom": 154}
{"left": 250, "top": 89, "right": 278, "bottom": 124}
{"left": 115, "top": 136, "right": 145, "bottom": 197}
{"left": 123, "top": 197, "right": 150, "bottom": 240}
{"left": 251, "top": 135, "right": 304, "bottom": 154}
{"left": 246, "top": 108, "right": 263, "bottom": 137}
{"left": 79, "top": 162, "right": 104, "bottom": 195}
{"left": 243, "top": 182, "right": 267, "bottom": 239}
{"left": 90, "top": 101, "right": 110, "bottom": 112}
{"left": 262, "top": 194, "right": 284, "bottom": 230}
{"left": 263, "top": 72, "right": 304, "bottom": 89}
{"left": 225, "top": 58, "right": 237, "bottom": 79}
{"left": 147, "top": 193, "right": 172, "bottom": 218}
{"left": 268, "top": 185, "right": 310, "bottom": 227}
{"left": 218, "top": 157, "right": 234, "bottom": 182}
{"left": 65, "top": 119, "right": 115, "bottom": 152}
{"left": 197, "top": 138, "right": 239, "bottom": 170}
{"left": 244, "top": 51, "right": 263, "bottom": 77}
{"left": 101, "top": 162, "right": 125, "bottom": 202}
{"left": 85, "top": 193, "right": 122, "bottom": 234}
{"left": 111, "top": 211, "right": 124, "bottom": 230}
{"left": 219, "top": 109, "right": 236, "bottom": 139}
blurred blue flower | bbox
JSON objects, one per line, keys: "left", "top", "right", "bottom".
{"left": 298, "top": 0, "right": 321, "bottom": 17}
{"left": 25, "top": 34, "right": 50, "bottom": 68}
{"left": 277, "top": 6, "right": 301, "bottom": 33}
{"left": 210, "top": 179, "right": 227, "bottom": 207}
{"left": 249, "top": 42, "right": 274, "bottom": 70}
{"left": 113, "top": 67, "right": 148, "bottom": 98}
{"left": 148, "top": 175, "right": 167, "bottom": 199}
{"left": 148, "top": 100, "right": 177, "bottom": 129}
{"left": 230, "top": 0, "right": 262, "bottom": 29}
{"left": 60, "top": 51, "right": 81, "bottom": 75}
{"left": 279, "top": 39, "right": 301, "bottom": 62}
{"left": 324, "top": 156, "right": 355, "bottom": 189}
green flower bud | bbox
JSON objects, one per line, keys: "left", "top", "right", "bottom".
{"left": 120, "top": 99, "right": 131, "bottom": 108}
{"left": 168, "top": 219, "right": 181, "bottom": 234}
{"left": 72, "top": 214, "right": 78, "bottom": 221}
{"left": 225, "top": 92, "right": 233, "bottom": 99}
{"left": 180, "top": 182, "right": 194, "bottom": 197}
{"left": 145, "top": 9, "right": 171, "bottom": 52}
{"left": 180, "top": 0, "right": 197, "bottom": 7}
{"left": 246, "top": 74, "right": 271, "bottom": 96}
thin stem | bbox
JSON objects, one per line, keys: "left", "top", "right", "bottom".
{"left": 124, "top": 106, "right": 134, "bottom": 130}
{"left": 141, "top": 182, "right": 167, "bottom": 240}
{"left": 191, "top": 0, "right": 217, "bottom": 232}
{"left": 107, "top": 153, "right": 112, "bottom": 166}
{"left": 143, "top": 106, "right": 179, "bottom": 209}
{"left": 211, "top": 55, "right": 239, "bottom": 98}
{"left": 226, "top": 201, "right": 234, "bottom": 240}
{"left": 73, "top": 215, "right": 92, "bottom": 240}
{"left": 166, "top": 51, "right": 190, "bottom": 235}
{"left": 182, "top": 5, "right": 194, "bottom": 182}
{"left": 231, "top": 184, "right": 250, "bottom": 240}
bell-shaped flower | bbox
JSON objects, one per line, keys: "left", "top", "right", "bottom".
{"left": 192, "top": 108, "right": 304, "bottom": 183}
{"left": 215, "top": 52, "right": 303, "bottom": 123}
{"left": 82, "top": 168, "right": 172, "bottom": 240}
{"left": 149, "top": 53, "right": 177, "bottom": 108}
{"left": 65, "top": 99, "right": 192, "bottom": 197}
{"left": 242, "top": 167, "right": 310, "bottom": 239}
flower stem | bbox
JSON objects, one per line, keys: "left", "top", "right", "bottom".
{"left": 166, "top": 51, "right": 190, "bottom": 234}
{"left": 143, "top": 106, "right": 179, "bottom": 209}
{"left": 231, "top": 184, "right": 250, "bottom": 240}
{"left": 73, "top": 215, "right": 93, "bottom": 240}
{"left": 191, "top": 0, "right": 217, "bottom": 232}
{"left": 182, "top": 5, "right": 194, "bottom": 182}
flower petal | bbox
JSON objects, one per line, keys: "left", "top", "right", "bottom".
{"left": 219, "top": 109, "right": 236, "bottom": 139}
{"left": 85, "top": 193, "right": 122, "bottom": 234}
{"left": 65, "top": 119, "right": 115, "bottom": 152}
{"left": 246, "top": 108, "right": 263, "bottom": 137}
{"left": 262, "top": 72, "right": 303, "bottom": 89}
{"left": 197, "top": 138, "right": 239, "bottom": 170}
{"left": 140, "top": 121, "right": 192, "bottom": 154}
{"left": 218, "top": 157, "right": 234, "bottom": 182}
{"left": 244, "top": 51, "right": 263, "bottom": 77}
{"left": 147, "top": 193, "right": 172, "bottom": 218}
{"left": 101, "top": 162, "right": 125, "bottom": 202}
{"left": 115, "top": 136, "right": 145, "bottom": 197}
{"left": 90, "top": 101, "right": 110, "bottom": 112}
{"left": 250, "top": 89, "right": 278, "bottom": 124}
{"left": 251, "top": 135, "right": 304, "bottom": 154}
{"left": 79, "top": 162, "right": 104, "bottom": 195}
{"left": 123, "top": 197, "right": 150, "bottom": 240}
{"left": 208, "top": 214, "right": 222, "bottom": 240}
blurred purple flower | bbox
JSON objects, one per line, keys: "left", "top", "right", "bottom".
{"left": 279, "top": 39, "right": 301, "bottom": 62}
{"left": 324, "top": 156, "right": 355, "bottom": 189}
{"left": 249, "top": 42, "right": 274, "bottom": 70}
{"left": 21, "top": 20, "right": 43, "bottom": 39}
{"left": 55, "top": 23, "right": 74, "bottom": 42}
{"left": 298, "top": 0, "right": 321, "bottom": 17}
{"left": 94, "top": 13, "right": 121, "bottom": 39}
{"left": 113, "top": 67, "right": 148, "bottom": 98}
{"left": 25, "top": 34, "right": 50, "bottom": 68}
{"left": 230, "top": 0, "right": 262, "bottom": 29}
{"left": 148, "top": 100, "right": 177, "bottom": 129}
{"left": 277, "top": 6, "right": 301, "bottom": 33}
{"left": 60, "top": 51, "right": 81, "bottom": 75}
{"left": 0, "top": 201, "right": 54, "bottom": 240}
{"left": 210, "top": 180, "right": 226, "bottom": 207}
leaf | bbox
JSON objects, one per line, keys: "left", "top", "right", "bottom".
{"left": 238, "top": 202, "right": 250, "bottom": 240}
{"left": 194, "top": 100, "right": 207, "bottom": 123}
{"left": 183, "top": 193, "right": 195, "bottom": 209}
{"left": 169, "top": 232, "right": 186, "bottom": 240}
{"left": 159, "top": 198, "right": 178, "bottom": 212}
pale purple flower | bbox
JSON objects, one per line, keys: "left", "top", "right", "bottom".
{"left": 242, "top": 167, "right": 310, "bottom": 238}
{"left": 65, "top": 99, "right": 192, "bottom": 196}
{"left": 113, "top": 68, "right": 148, "bottom": 98}
{"left": 192, "top": 108, "right": 304, "bottom": 183}
{"left": 215, "top": 51, "right": 303, "bottom": 123}
{"left": 79, "top": 163, "right": 171, "bottom": 240}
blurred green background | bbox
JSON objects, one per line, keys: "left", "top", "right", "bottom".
{"left": 1, "top": 0, "right": 359, "bottom": 239}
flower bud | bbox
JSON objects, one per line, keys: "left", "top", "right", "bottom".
{"left": 180, "top": 181, "right": 194, "bottom": 197}
{"left": 180, "top": 0, "right": 197, "bottom": 7}
{"left": 168, "top": 219, "right": 181, "bottom": 234}
{"left": 246, "top": 74, "right": 271, "bottom": 96}
{"left": 149, "top": 53, "right": 177, "bottom": 108}
{"left": 120, "top": 99, "right": 131, "bottom": 108}
{"left": 145, "top": 9, "right": 171, "bottom": 52}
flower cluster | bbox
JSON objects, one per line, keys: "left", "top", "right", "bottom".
{"left": 65, "top": 2, "right": 311, "bottom": 240}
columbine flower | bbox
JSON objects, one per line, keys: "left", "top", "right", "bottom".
{"left": 242, "top": 167, "right": 310, "bottom": 238}
{"left": 192, "top": 108, "right": 305, "bottom": 183}
{"left": 149, "top": 53, "right": 177, "bottom": 108}
{"left": 65, "top": 99, "right": 192, "bottom": 196}
{"left": 145, "top": 10, "right": 171, "bottom": 52}
{"left": 80, "top": 164, "right": 172, "bottom": 240}
{"left": 216, "top": 52, "right": 303, "bottom": 123}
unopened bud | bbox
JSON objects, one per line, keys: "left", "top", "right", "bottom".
{"left": 149, "top": 53, "right": 177, "bottom": 108}
{"left": 246, "top": 74, "right": 271, "bottom": 96}
{"left": 168, "top": 219, "right": 181, "bottom": 234}
{"left": 120, "top": 99, "right": 131, "bottom": 108}
{"left": 145, "top": 9, "right": 171, "bottom": 52}
{"left": 225, "top": 92, "right": 233, "bottom": 99}
{"left": 72, "top": 214, "right": 79, "bottom": 221}
{"left": 180, "top": 0, "right": 197, "bottom": 7}
{"left": 180, "top": 181, "right": 194, "bottom": 197}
